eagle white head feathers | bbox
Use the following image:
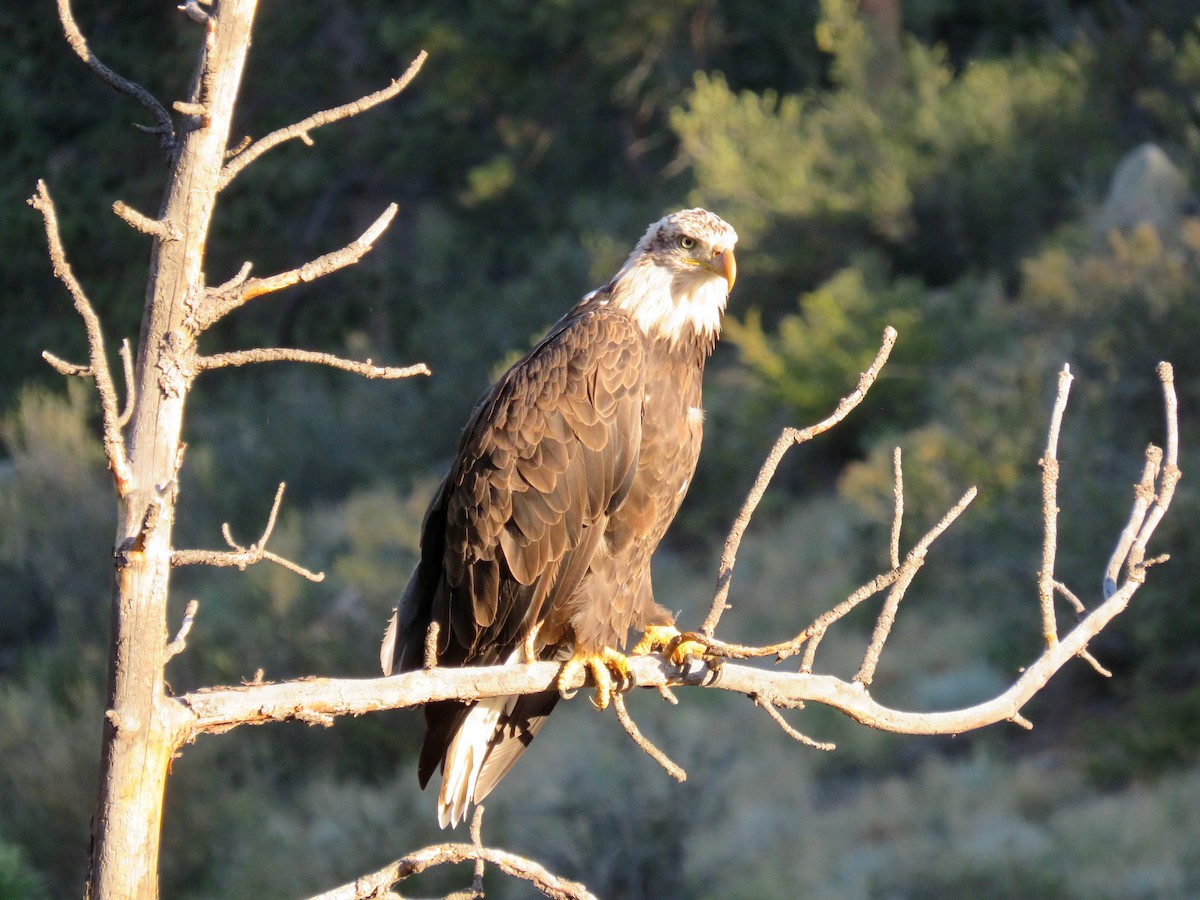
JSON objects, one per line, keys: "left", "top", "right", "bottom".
{"left": 381, "top": 208, "right": 738, "bottom": 827}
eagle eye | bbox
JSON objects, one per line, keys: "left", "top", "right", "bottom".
{"left": 678, "top": 235, "right": 697, "bottom": 250}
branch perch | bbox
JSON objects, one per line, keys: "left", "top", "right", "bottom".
{"left": 309, "top": 840, "right": 598, "bottom": 900}
{"left": 219, "top": 51, "right": 428, "bottom": 190}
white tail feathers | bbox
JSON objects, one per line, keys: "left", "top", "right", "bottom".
{"left": 438, "top": 694, "right": 511, "bottom": 828}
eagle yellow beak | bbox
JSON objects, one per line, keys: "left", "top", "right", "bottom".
{"left": 712, "top": 247, "right": 736, "bottom": 292}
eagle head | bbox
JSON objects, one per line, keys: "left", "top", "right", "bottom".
{"left": 611, "top": 208, "right": 738, "bottom": 350}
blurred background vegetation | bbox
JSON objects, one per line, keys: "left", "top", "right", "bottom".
{"left": 3, "top": 0, "right": 1200, "bottom": 896}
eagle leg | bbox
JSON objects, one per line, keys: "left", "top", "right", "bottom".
{"left": 632, "top": 624, "right": 710, "bottom": 666}
{"left": 557, "top": 646, "right": 632, "bottom": 710}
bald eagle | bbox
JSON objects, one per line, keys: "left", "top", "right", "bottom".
{"left": 381, "top": 208, "right": 738, "bottom": 827}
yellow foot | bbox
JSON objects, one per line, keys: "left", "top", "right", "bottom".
{"left": 632, "top": 624, "right": 710, "bottom": 666}
{"left": 557, "top": 646, "right": 632, "bottom": 710}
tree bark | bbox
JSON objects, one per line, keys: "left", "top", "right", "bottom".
{"left": 86, "top": 2, "right": 259, "bottom": 897}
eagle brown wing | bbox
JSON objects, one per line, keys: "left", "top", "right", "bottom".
{"left": 381, "top": 298, "right": 646, "bottom": 789}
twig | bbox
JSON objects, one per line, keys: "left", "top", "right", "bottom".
{"left": 701, "top": 326, "right": 897, "bottom": 637}
{"left": 29, "top": 181, "right": 133, "bottom": 495}
{"left": 755, "top": 696, "right": 835, "bottom": 751}
{"left": 308, "top": 841, "right": 598, "bottom": 900}
{"left": 1103, "top": 363, "right": 1178, "bottom": 598}
{"left": 117, "top": 339, "right": 136, "bottom": 428}
{"left": 890, "top": 447, "right": 904, "bottom": 569}
{"left": 1053, "top": 580, "right": 1086, "bottom": 616}
{"left": 112, "top": 200, "right": 179, "bottom": 241}
{"left": 197, "top": 204, "right": 401, "bottom": 329}
{"left": 799, "top": 569, "right": 901, "bottom": 673}
{"left": 219, "top": 51, "right": 428, "bottom": 190}
{"left": 170, "top": 483, "right": 325, "bottom": 582}
{"left": 55, "top": 0, "right": 176, "bottom": 156}
{"left": 42, "top": 351, "right": 90, "bottom": 377}
{"left": 610, "top": 694, "right": 686, "bottom": 782}
{"left": 855, "top": 486, "right": 978, "bottom": 687}
{"left": 166, "top": 600, "right": 200, "bottom": 661}
{"left": 1037, "top": 364, "right": 1074, "bottom": 646}
{"left": 195, "top": 348, "right": 430, "bottom": 380}
{"left": 470, "top": 807, "right": 486, "bottom": 898}
{"left": 424, "top": 621, "right": 440, "bottom": 670}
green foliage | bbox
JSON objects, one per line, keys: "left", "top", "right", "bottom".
{"left": 673, "top": 17, "right": 1108, "bottom": 285}
{"left": 0, "top": 839, "right": 49, "bottom": 900}
{"left": 7, "top": 0, "right": 1200, "bottom": 895}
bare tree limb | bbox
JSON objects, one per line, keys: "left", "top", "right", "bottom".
{"left": 308, "top": 840, "right": 598, "bottom": 900}
{"left": 611, "top": 693, "right": 687, "bottom": 782}
{"left": 172, "top": 365, "right": 1177, "bottom": 770}
{"left": 117, "top": 338, "right": 137, "bottom": 428}
{"left": 29, "top": 180, "right": 133, "bottom": 495}
{"left": 890, "top": 446, "right": 904, "bottom": 569}
{"left": 469, "top": 807, "right": 486, "bottom": 898}
{"left": 171, "top": 483, "right": 326, "bottom": 582}
{"left": 197, "top": 203, "right": 401, "bottom": 329}
{"left": 218, "top": 51, "right": 428, "bottom": 190}
{"left": 799, "top": 568, "right": 901, "bottom": 673}
{"left": 754, "top": 696, "right": 835, "bottom": 751}
{"left": 856, "top": 487, "right": 978, "bottom": 687}
{"left": 54, "top": 0, "right": 176, "bottom": 156}
{"left": 166, "top": 600, "right": 200, "bottom": 661}
{"left": 700, "top": 326, "right": 898, "bottom": 637}
{"left": 1037, "top": 364, "right": 1074, "bottom": 646}
{"left": 112, "top": 200, "right": 180, "bottom": 241}
{"left": 195, "top": 347, "right": 429, "bottom": 380}
{"left": 41, "top": 350, "right": 91, "bottom": 377}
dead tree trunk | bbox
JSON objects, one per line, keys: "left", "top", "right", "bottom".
{"left": 87, "top": 3, "right": 259, "bottom": 896}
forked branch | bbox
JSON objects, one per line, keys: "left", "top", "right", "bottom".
{"left": 219, "top": 51, "right": 428, "bottom": 190}
{"left": 29, "top": 181, "right": 133, "bottom": 495}
{"left": 171, "top": 483, "right": 325, "bottom": 581}
{"left": 197, "top": 203, "right": 401, "bottom": 330}
{"left": 172, "top": 363, "right": 1178, "bottom": 766}
{"left": 309, "top": 840, "right": 597, "bottom": 900}
{"left": 700, "top": 326, "right": 898, "bottom": 637}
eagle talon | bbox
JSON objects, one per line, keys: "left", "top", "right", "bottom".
{"left": 558, "top": 647, "right": 632, "bottom": 710}
{"left": 634, "top": 625, "right": 714, "bottom": 666}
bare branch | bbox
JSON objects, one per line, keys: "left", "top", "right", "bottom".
{"left": 800, "top": 569, "right": 901, "bottom": 673}
{"left": 55, "top": 0, "right": 175, "bottom": 156}
{"left": 309, "top": 840, "right": 598, "bottom": 900}
{"left": 166, "top": 600, "right": 200, "bottom": 661}
{"left": 41, "top": 350, "right": 91, "bottom": 377}
{"left": 112, "top": 200, "right": 179, "bottom": 241}
{"left": 197, "top": 203, "right": 400, "bottom": 329}
{"left": 171, "top": 483, "right": 326, "bottom": 582}
{"left": 29, "top": 181, "right": 133, "bottom": 495}
{"left": 1037, "top": 364, "right": 1074, "bottom": 646}
{"left": 469, "top": 807, "right": 486, "bottom": 898}
{"left": 856, "top": 486, "right": 978, "bottom": 686}
{"left": 195, "top": 347, "right": 430, "bottom": 380}
{"left": 755, "top": 696, "right": 835, "bottom": 751}
{"left": 610, "top": 693, "right": 687, "bottom": 782}
{"left": 424, "top": 621, "right": 440, "bottom": 670}
{"left": 117, "top": 339, "right": 136, "bottom": 428}
{"left": 219, "top": 51, "right": 428, "bottom": 190}
{"left": 887, "top": 449, "right": 904, "bottom": 569}
{"left": 701, "top": 326, "right": 898, "bottom": 637}
{"left": 1103, "top": 364, "right": 1178, "bottom": 601}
